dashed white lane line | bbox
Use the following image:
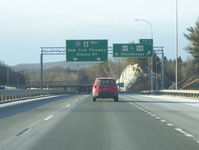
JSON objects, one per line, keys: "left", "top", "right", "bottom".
{"left": 161, "top": 120, "right": 167, "bottom": 123}
{"left": 44, "top": 101, "right": 74, "bottom": 121}
{"left": 66, "top": 104, "right": 71, "bottom": 108}
{"left": 156, "top": 117, "right": 160, "bottom": 120}
{"left": 175, "top": 128, "right": 186, "bottom": 134}
{"left": 44, "top": 115, "right": 54, "bottom": 121}
{"left": 167, "top": 123, "right": 173, "bottom": 127}
{"left": 175, "top": 128, "right": 194, "bottom": 137}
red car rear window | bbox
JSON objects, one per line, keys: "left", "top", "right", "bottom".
{"left": 96, "top": 79, "right": 115, "bottom": 85}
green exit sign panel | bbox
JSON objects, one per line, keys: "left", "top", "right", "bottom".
{"left": 139, "top": 39, "right": 153, "bottom": 44}
{"left": 113, "top": 43, "right": 153, "bottom": 58}
{"left": 118, "top": 83, "right": 124, "bottom": 87}
{"left": 66, "top": 40, "right": 108, "bottom": 61}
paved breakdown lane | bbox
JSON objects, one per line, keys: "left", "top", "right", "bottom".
{"left": 121, "top": 94, "right": 199, "bottom": 143}
{"left": 0, "top": 94, "right": 199, "bottom": 150}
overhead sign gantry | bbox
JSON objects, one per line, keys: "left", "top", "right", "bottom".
{"left": 40, "top": 39, "right": 163, "bottom": 89}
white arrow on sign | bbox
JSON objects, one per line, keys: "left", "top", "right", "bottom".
{"left": 96, "top": 57, "right": 101, "bottom": 61}
{"left": 147, "top": 51, "right": 151, "bottom": 55}
{"left": 73, "top": 57, "right": 78, "bottom": 61}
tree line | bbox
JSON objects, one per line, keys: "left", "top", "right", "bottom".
{"left": 0, "top": 61, "right": 27, "bottom": 86}
{"left": 22, "top": 55, "right": 196, "bottom": 89}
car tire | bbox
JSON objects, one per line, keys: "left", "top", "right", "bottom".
{"left": 114, "top": 96, "right": 118, "bottom": 102}
{"left": 93, "top": 97, "right": 96, "bottom": 102}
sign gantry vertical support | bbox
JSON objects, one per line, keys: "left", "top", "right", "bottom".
{"left": 135, "top": 19, "right": 154, "bottom": 91}
{"left": 40, "top": 47, "right": 66, "bottom": 89}
{"left": 40, "top": 52, "right": 43, "bottom": 89}
{"left": 154, "top": 46, "right": 164, "bottom": 90}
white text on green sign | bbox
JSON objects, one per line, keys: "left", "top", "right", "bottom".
{"left": 113, "top": 43, "right": 153, "bottom": 58}
{"left": 66, "top": 40, "right": 108, "bottom": 61}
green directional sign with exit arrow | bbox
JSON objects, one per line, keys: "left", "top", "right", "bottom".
{"left": 113, "top": 43, "right": 153, "bottom": 58}
{"left": 66, "top": 40, "right": 108, "bottom": 61}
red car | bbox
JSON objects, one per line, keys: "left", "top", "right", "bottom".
{"left": 92, "top": 78, "right": 119, "bottom": 102}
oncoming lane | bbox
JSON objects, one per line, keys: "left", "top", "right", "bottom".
{"left": 0, "top": 94, "right": 86, "bottom": 150}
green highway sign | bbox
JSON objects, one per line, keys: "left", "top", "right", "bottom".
{"left": 66, "top": 40, "right": 108, "bottom": 61}
{"left": 113, "top": 43, "right": 153, "bottom": 58}
{"left": 118, "top": 83, "right": 124, "bottom": 88}
{"left": 139, "top": 39, "right": 153, "bottom": 44}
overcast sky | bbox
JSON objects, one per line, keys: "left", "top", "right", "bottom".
{"left": 0, "top": 0, "right": 199, "bottom": 66}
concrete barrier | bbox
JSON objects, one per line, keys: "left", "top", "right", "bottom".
{"left": 141, "top": 90, "right": 199, "bottom": 98}
{"left": 0, "top": 90, "right": 75, "bottom": 102}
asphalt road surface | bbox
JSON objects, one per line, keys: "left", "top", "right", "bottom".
{"left": 0, "top": 94, "right": 199, "bottom": 150}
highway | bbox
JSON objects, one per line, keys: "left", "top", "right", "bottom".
{"left": 0, "top": 94, "right": 199, "bottom": 150}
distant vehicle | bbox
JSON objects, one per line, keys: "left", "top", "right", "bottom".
{"left": 92, "top": 78, "right": 119, "bottom": 102}
{"left": 0, "top": 85, "right": 16, "bottom": 90}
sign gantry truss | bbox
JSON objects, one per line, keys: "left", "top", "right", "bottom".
{"left": 40, "top": 47, "right": 66, "bottom": 89}
{"left": 153, "top": 46, "right": 164, "bottom": 90}
{"left": 41, "top": 47, "right": 66, "bottom": 55}
{"left": 41, "top": 47, "right": 113, "bottom": 56}
{"left": 40, "top": 46, "right": 164, "bottom": 55}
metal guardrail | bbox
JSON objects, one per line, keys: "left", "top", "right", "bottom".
{"left": 141, "top": 90, "right": 199, "bottom": 98}
{"left": 0, "top": 90, "right": 75, "bottom": 102}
